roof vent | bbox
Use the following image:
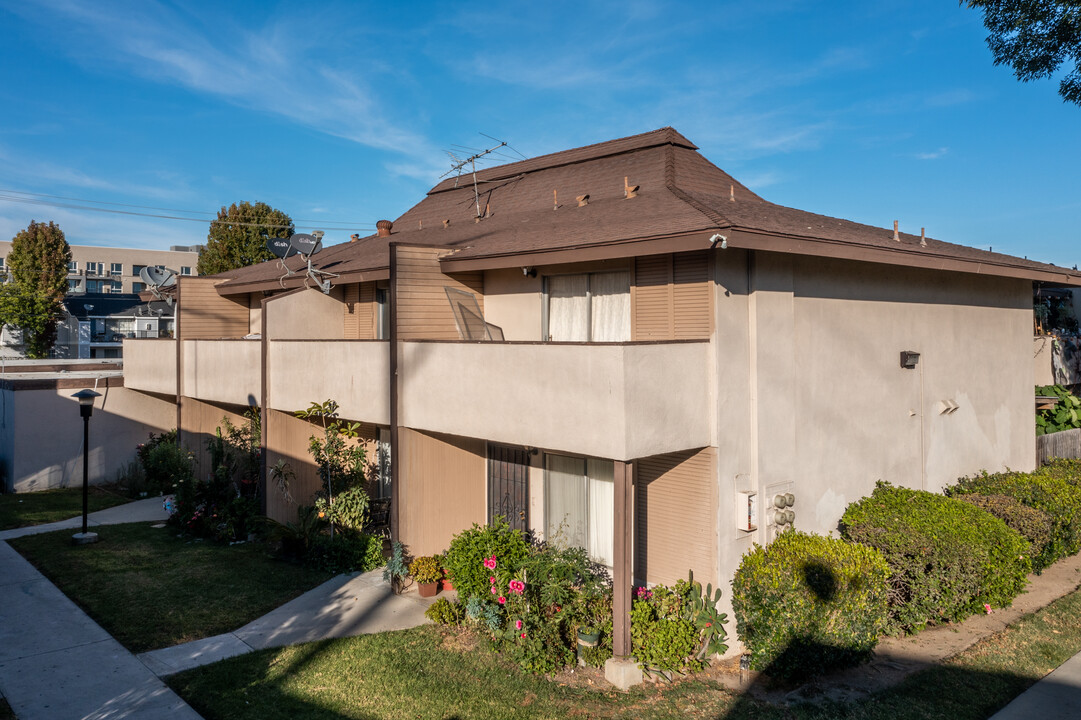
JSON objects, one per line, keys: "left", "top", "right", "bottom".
{"left": 624, "top": 177, "right": 639, "bottom": 199}
{"left": 730, "top": 184, "right": 735, "bottom": 202}
{"left": 350, "top": 233, "right": 360, "bottom": 243}
{"left": 577, "top": 194, "right": 590, "bottom": 207}
{"left": 443, "top": 219, "right": 451, "bottom": 228}
{"left": 920, "top": 228, "right": 927, "bottom": 247}
{"left": 893, "top": 220, "right": 900, "bottom": 242}
{"left": 376, "top": 220, "right": 393, "bottom": 237}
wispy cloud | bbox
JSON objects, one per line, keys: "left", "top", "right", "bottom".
{"left": 914, "top": 147, "right": 949, "bottom": 160}
{"left": 0, "top": 144, "right": 189, "bottom": 200}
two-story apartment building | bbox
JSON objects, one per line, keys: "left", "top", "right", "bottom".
{"left": 123, "top": 128, "right": 1081, "bottom": 667}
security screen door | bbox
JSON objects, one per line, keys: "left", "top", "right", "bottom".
{"left": 488, "top": 444, "right": 530, "bottom": 532}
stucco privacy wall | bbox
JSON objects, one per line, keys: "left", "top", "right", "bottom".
{"left": 268, "top": 341, "right": 389, "bottom": 425}
{"left": 265, "top": 287, "right": 346, "bottom": 340}
{"left": 122, "top": 339, "right": 177, "bottom": 396}
{"left": 4, "top": 386, "right": 173, "bottom": 492}
{"left": 181, "top": 340, "right": 260, "bottom": 406}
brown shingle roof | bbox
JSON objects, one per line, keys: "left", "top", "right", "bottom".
{"left": 215, "top": 127, "right": 1080, "bottom": 293}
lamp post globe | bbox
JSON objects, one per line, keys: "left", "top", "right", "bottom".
{"left": 71, "top": 388, "right": 102, "bottom": 545}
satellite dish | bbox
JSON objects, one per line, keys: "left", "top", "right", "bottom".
{"left": 288, "top": 233, "right": 321, "bottom": 258}
{"left": 266, "top": 236, "right": 294, "bottom": 259}
{"left": 139, "top": 266, "right": 177, "bottom": 307}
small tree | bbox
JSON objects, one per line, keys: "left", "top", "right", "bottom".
{"left": 295, "top": 400, "right": 368, "bottom": 536}
{"left": 0, "top": 220, "right": 71, "bottom": 358}
{"left": 198, "top": 201, "right": 294, "bottom": 275}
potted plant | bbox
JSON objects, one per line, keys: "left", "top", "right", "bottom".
{"left": 409, "top": 555, "right": 443, "bottom": 598}
{"left": 577, "top": 624, "right": 600, "bottom": 646}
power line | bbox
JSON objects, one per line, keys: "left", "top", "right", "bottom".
{"left": 0, "top": 193, "right": 376, "bottom": 232}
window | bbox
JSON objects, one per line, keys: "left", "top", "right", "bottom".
{"left": 180, "top": 266, "right": 192, "bottom": 275}
{"left": 68, "top": 261, "right": 78, "bottom": 272}
{"left": 544, "top": 454, "right": 614, "bottom": 567}
{"left": 110, "top": 262, "right": 123, "bottom": 275}
{"left": 68, "top": 278, "right": 83, "bottom": 292}
{"left": 110, "top": 280, "right": 122, "bottom": 293}
{"left": 86, "top": 279, "right": 105, "bottom": 293}
{"left": 85, "top": 261, "right": 104, "bottom": 275}
{"left": 132, "top": 264, "right": 146, "bottom": 277}
{"left": 132, "top": 282, "right": 145, "bottom": 293}
{"left": 545, "top": 271, "right": 630, "bottom": 342}
{"left": 376, "top": 287, "right": 390, "bottom": 339}
{"left": 0, "top": 257, "right": 5, "bottom": 269}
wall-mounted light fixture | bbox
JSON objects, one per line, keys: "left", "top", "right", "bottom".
{"left": 521, "top": 266, "right": 536, "bottom": 278}
{"left": 900, "top": 350, "right": 920, "bottom": 369}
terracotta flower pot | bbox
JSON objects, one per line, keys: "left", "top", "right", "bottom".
{"left": 418, "top": 581, "right": 439, "bottom": 598}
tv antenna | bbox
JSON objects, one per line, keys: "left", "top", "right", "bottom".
{"left": 138, "top": 266, "right": 177, "bottom": 307}
{"left": 440, "top": 139, "right": 508, "bottom": 219}
{"left": 268, "top": 230, "right": 337, "bottom": 294}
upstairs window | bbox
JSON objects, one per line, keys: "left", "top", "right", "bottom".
{"left": 545, "top": 271, "right": 630, "bottom": 342}
{"left": 180, "top": 266, "right": 192, "bottom": 275}
{"left": 68, "top": 261, "right": 78, "bottom": 272}
{"left": 110, "top": 262, "right": 123, "bottom": 275}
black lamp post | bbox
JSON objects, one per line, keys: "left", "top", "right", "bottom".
{"left": 71, "top": 388, "right": 102, "bottom": 545}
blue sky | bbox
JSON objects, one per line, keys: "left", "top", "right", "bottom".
{"left": 1, "top": 1, "right": 1078, "bottom": 268}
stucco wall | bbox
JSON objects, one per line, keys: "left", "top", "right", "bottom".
{"left": 265, "top": 287, "right": 346, "bottom": 340}
{"left": 5, "top": 386, "right": 173, "bottom": 492}
{"left": 122, "top": 339, "right": 177, "bottom": 395}
{"left": 399, "top": 340, "right": 709, "bottom": 461}
{"left": 267, "top": 340, "right": 389, "bottom": 424}
{"left": 181, "top": 340, "right": 260, "bottom": 406}
{"left": 482, "top": 268, "right": 542, "bottom": 341}
{"left": 1034, "top": 335, "right": 1054, "bottom": 386}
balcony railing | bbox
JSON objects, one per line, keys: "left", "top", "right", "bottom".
{"left": 267, "top": 340, "right": 390, "bottom": 425}
{"left": 122, "top": 338, "right": 177, "bottom": 395}
{"left": 182, "top": 339, "right": 260, "bottom": 406}
{"left": 399, "top": 340, "right": 710, "bottom": 461}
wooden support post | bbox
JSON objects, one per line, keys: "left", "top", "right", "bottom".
{"left": 612, "top": 460, "right": 634, "bottom": 658}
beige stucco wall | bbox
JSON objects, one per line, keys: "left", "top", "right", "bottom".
{"left": 122, "top": 339, "right": 177, "bottom": 395}
{"left": 265, "top": 287, "right": 346, "bottom": 340}
{"left": 267, "top": 340, "right": 389, "bottom": 424}
{"left": 399, "top": 340, "right": 709, "bottom": 461}
{"left": 482, "top": 268, "right": 543, "bottom": 340}
{"left": 181, "top": 340, "right": 260, "bottom": 406}
{"left": 3, "top": 385, "right": 174, "bottom": 492}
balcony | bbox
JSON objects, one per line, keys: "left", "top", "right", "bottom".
{"left": 182, "top": 339, "right": 260, "bottom": 406}
{"left": 122, "top": 338, "right": 177, "bottom": 395}
{"left": 399, "top": 340, "right": 710, "bottom": 461}
{"left": 267, "top": 340, "right": 390, "bottom": 424}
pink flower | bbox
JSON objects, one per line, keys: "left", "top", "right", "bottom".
{"left": 515, "top": 619, "right": 523, "bottom": 630}
{"left": 498, "top": 596, "right": 507, "bottom": 605}
{"left": 984, "top": 603, "right": 992, "bottom": 614}
{"left": 489, "top": 576, "right": 495, "bottom": 584}
{"left": 508, "top": 579, "right": 525, "bottom": 595}
{"left": 520, "top": 632, "right": 526, "bottom": 638}
{"left": 491, "top": 586, "right": 497, "bottom": 595}
{"left": 482, "top": 555, "right": 497, "bottom": 570}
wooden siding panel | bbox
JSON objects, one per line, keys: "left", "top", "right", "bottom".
{"left": 673, "top": 252, "right": 711, "bottom": 339}
{"left": 179, "top": 398, "right": 250, "bottom": 484}
{"left": 399, "top": 428, "right": 486, "bottom": 556}
{"left": 634, "top": 447, "right": 716, "bottom": 588}
{"left": 343, "top": 282, "right": 377, "bottom": 339}
{"left": 632, "top": 253, "right": 711, "bottom": 341}
{"left": 178, "top": 278, "right": 250, "bottom": 339}
{"left": 633, "top": 255, "right": 672, "bottom": 340}
{"left": 396, "top": 246, "right": 484, "bottom": 341}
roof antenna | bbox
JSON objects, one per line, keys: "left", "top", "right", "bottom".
{"left": 440, "top": 138, "right": 509, "bottom": 219}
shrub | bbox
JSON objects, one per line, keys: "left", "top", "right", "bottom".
{"left": 306, "top": 531, "right": 384, "bottom": 574}
{"left": 409, "top": 555, "right": 443, "bottom": 584}
{"left": 947, "top": 462, "right": 1081, "bottom": 567}
{"left": 442, "top": 517, "right": 531, "bottom": 600}
{"left": 630, "top": 582, "right": 703, "bottom": 674}
{"left": 731, "top": 531, "right": 889, "bottom": 678}
{"left": 323, "top": 485, "right": 370, "bottom": 533}
{"left": 956, "top": 494, "right": 1055, "bottom": 570}
{"left": 425, "top": 597, "right": 464, "bottom": 625}
{"left": 842, "top": 483, "right": 1030, "bottom": 634}
{"left": 142, "top": 441, "right": 193, "bottom": 495}
{"left": 1035, "top": 384, "right": 1081, "bottom": 435}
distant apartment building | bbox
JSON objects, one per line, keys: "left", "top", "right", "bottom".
{"left": 0, "top": 242, "right": 202, "bottom": 294}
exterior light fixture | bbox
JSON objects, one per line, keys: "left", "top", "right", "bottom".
{"left": 71, "top": 388, "right": 102, "bottom": 544}
{"left": 900, "top": 351, "right": 920, "bottom": 369}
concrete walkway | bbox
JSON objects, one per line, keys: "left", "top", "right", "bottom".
{"left": 989, "top": 650, "right": 1081, "bottom": 720}
{"left": 0, "top": 496, "right": 170, "bottom": 541}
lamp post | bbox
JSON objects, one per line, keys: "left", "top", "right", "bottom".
{"left": 71, "top": 388, "right": 102, "bottom": 545}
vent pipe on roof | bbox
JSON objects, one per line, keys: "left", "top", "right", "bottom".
{"left": 893, "top": 220, "right": 900, "bottom": 242}
{"left": 920, "top": 228, "right": 927, "bottom": 247}
{"left": 577, "top": 194, "right": 590, "bottom": 207}
{"left": 730, "top": 185, "right": 735, "bottom": 202}
{"left": 553, "top": 189, "right": 559, "bottom": 210}
{"left": 624, "top": 177, "right": 639, "bottom": 199}
{"left": 443, "top": 219, "right": 451, "bottom": 228}
{"left": 350, "top": 233, "right": 360, "bottom": 243}
{"left": 376, "top": 220, "right": 393, "bottom": 237}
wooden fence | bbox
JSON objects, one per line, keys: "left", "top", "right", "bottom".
{"left": 1037, "top": 428, "right": 1081, "bottom": 465}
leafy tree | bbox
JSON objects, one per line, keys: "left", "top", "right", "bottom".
{"left": 966, "top": 1, "right": 1081, "bottom": 105}
{"left": 197, "top": 201, "right": 294, "bottom": 275}
{"left": 0, "top": 220, "right": 71, "bottom": 358}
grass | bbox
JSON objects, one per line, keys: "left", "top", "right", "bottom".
{"left": 0, "top": 485, "right": 132, "bottom": 530}
{"left": 10, "top": 522, "right": 333, "bottom": 653}
{"left": 169, "top": 584, "right": 1081, "bottom": 720}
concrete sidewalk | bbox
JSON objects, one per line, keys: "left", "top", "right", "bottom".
{"left": 0, "top": 496, "right": 169, "bottom": 541}
{"left": 138, "top": 569, "right": 436, "bottom": 676}
{"left": 989, "top": 651, "right": 1081, "bottom": 720}
{"left": 0, "top": 540, "right": 203, "bottom": 720}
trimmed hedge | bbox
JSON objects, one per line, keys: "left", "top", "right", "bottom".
{"left": 841, "top": 483, "right": 1030, "bottom": 634}
{"left": 441, "top": 516, "right": 531, "bottom": 600}
{"left": 731, "top": 531, "right": 890, "bottom": 679}
{"left": 947, "top": 461, "right": 1081, "bottom": 569}
{"left": 956, "top": 494, "right": 1055, "bottom": 571}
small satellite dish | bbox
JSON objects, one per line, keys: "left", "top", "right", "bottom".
{"left": 266, "top": 237, "right": 294, "bottom": 259}
{"left": 139, "top": 266, "right": 178, "bottom": 307}
{"left": 288, "top": 233, "right": 321, "bottom": 258}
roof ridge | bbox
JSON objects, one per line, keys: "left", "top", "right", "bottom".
{"left": 663, "top": 144, "right": 732, "bottom": 229}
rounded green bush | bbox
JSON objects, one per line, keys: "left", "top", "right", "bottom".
{"left": 956, "top": 494, "right": 1055, "bottom": 571}
{"left": 731, "top": 530, "right": 890, "bottom": 679}
{"left": 442, "top": 517, "right": 531, "bottom": 600}
{"left": 948, "top": 461, "right": 1081, "bottom": 568}
{"left": 842, "top": 483, "right": 1030, "bottom": 635}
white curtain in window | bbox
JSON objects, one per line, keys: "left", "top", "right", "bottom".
{"left": 590, "top": 272, "right": 630, "bottom": 342}
{"left": 548, "top": 274, "right": 589, "bottom": 341}
{"left": 586, "top": 458, "right": 615, "bottom": 568}
{"left": 545, "top": 454, "right": 587, "bottom": 549}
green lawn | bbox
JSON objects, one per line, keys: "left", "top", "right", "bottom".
{"left": 0, "top": 486, "right": 132, "bottom": 530}
{"left": 10, "top": 523, "right": 333, "bottom": 652}
{"left": 169, "top": 585, "right": 1081, "bottom": 720}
